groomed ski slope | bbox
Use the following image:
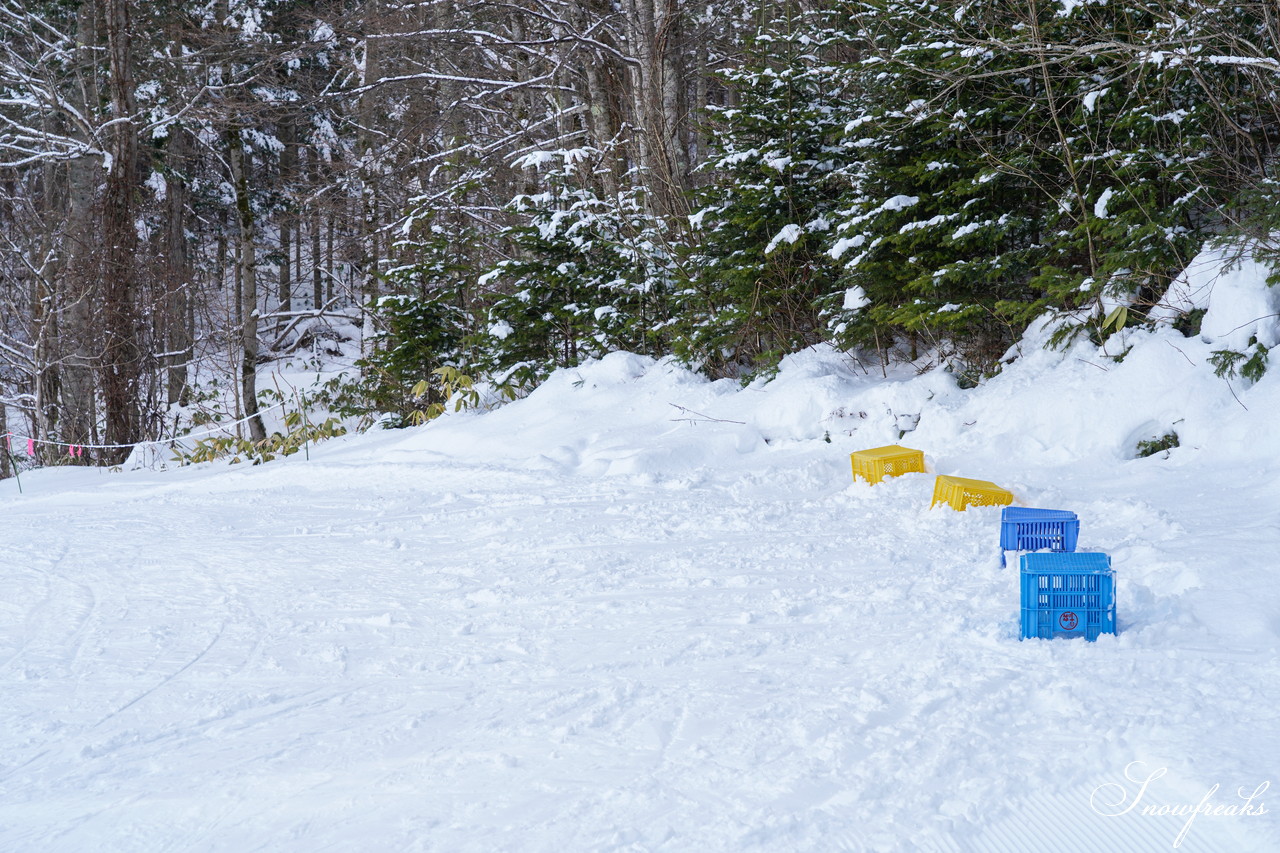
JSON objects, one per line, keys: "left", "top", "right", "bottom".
{"left": 3, "top": 259, "right": 1280, "bottom": 851}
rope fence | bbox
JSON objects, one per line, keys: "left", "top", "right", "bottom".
{"left": 2, "top": 400, "right": 291, "bottom": 458}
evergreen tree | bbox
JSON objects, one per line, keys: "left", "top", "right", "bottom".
{"left": 827, "top": 0, "right": 1075, "bottom": 374}
{"left": 328, "top": 208, "right": 475, "bottom": 428}
{"left": 474, "top": 149, "right": 673, "bottom": 382}
{"left": 674, "top": 5, "right": 856, "bottom": 378}
{"left": 825, "top": 0, "right": 1280, "bottom": 376}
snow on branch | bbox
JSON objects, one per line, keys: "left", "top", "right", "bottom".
{"left": 344, "top": 70, "right": 571, "bottom": 97}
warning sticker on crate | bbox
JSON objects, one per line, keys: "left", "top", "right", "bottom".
{"left": 1059, "top": 611, "right": 1079, "bottom": 631}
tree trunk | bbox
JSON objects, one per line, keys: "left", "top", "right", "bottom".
{"left": 0, "top": 405, "right": 9, "bottom": 480}
{"left": 691, "top": 22, "right": 709, "bottom": 185}
{"left": 61, "top": 151, "right": 99, "bottom": 452}
{"left": 31, "top": 133, "right": 62, "bottom": 461}
{"left": 325, "top": 214, "right": 335, "bottom": 303}
{"left": 165, "top": 126, "right": 193, "bottom": 406}
{"left": 30, "top": 261, "right": 57, "bottom": 464}
{"left": 101, "top": 0, "right": 141, "bottom": 462}
{"left": 658, "top": 0, "right": 687, "bottom": 192}
{"left": 626, "top": 0, "right": 686, "bottom": 220}
{"left": 278, "top": 117, "right": 295, "bottom": 323}
{"left": 311, "top": 156, "right": 323, "bottom": 310}
{"left": 227, "top": 127, "right": 268, "bottom": 443}
{"left": 59, "top": 0, "right": 101, "bottom": 456}
{"left": 583, "top": 53, "right": 619, "bottom": 197}
{"left": 358, "top": 0, "right": 383, "bottom": 351}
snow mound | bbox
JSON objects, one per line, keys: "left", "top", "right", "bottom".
{"left": 1151, "top": 241, "right": 1280, "bottom": 350}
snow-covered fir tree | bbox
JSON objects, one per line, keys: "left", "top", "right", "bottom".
{"left": 675, "top": 4, "right": 856, "bottom": 378}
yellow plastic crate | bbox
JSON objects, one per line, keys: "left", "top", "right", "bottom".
{"left": 850, "top": 444, "right": 926, "bottom": 485}
{"left": 930, "top": 474, "right": 1014, "bottom": 511}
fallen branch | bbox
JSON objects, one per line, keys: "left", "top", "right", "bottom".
{"left": 267, "top": 295, "right": 349, "bottom": 352}
{"left": 669, "top": 404, "right": 745, "bottom": 425}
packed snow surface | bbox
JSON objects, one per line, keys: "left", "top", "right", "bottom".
{"left": 3, "top": 257, "right": 1280, "bottom": 851}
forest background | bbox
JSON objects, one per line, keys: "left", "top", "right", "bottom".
{"left": 2, "top": 0, "right": 1278, "bottom": 468}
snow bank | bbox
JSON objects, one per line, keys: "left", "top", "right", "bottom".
{"left": 405, "top": 271, "right": 1278, "bottom": 485}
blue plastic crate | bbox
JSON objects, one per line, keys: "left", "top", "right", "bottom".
{"left": 1020, "top": 552, "right": 1115, "bottom": 641}
{"left": 1000, "top": 506, "right": 1080, "bottom": 566}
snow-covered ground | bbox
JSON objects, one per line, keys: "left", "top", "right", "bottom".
{"left": 3, "top": 253, "right": 1279, "bottom": 851}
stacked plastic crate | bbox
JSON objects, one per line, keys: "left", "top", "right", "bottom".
{"left": 999, "top": 507, "right": 1079, "bottom": 566}
{"left": 1001, "top": 507, "right": 1116, "bottom": 641}
{"left": 1019, "top": 552, "right": 1116, "bottom": 641}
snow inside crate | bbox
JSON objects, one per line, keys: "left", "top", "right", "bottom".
{"left": 999, "top": 506, "right": 1080, "bottom": 566}
{"left": 1019, "top": 552, "right": 1115, "bottom": 641}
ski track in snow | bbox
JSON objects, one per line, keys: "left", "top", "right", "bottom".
{"left": 1, "top": 442, "right": 1276, "bottom": 853}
